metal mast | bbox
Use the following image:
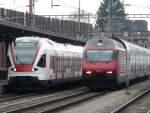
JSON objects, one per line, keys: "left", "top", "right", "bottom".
{"left": 29, "top": 0, "right": 35, "bottom": 15}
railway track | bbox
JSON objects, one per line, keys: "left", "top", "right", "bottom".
{"left": 0, "top": 94, "right": 17, "bottom": 99}
{"left": 111, "top": 88, "right": 150, "bottom": 113}
{"left": 0, "top": 87, "right": 110, "bottom": 113}
{"left": 0, "top": 93, "right": 37, "bottom": 103}
{"left": 21, "top": 90, "right": 109, "bottom": 113}
{"left": 0, "top": 87, "right": 89, "bottom": 113}
{"left": 0, "top": 86, "right": 85, "bottom": 103}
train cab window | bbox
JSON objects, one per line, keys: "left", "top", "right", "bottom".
{"left": 37, "top": 54, "right": 46, "bottom": 67}
{"left": 13, "top": 42, "right": 37, "bottom": 64}
{"left": 85, "top": 50, "right": 114, "bottom": 62}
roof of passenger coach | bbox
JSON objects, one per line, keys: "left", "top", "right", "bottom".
{"left": 66, "top": 44, "right": 83, "bottom": 53}
{"left": 42, "top": 38, "right": 83, "bottom": 53}
{"left": 85, "top": 37, "right": 125, "bottom": 50}
{"left": 15, "top": 36, "right": 40, "bottom": 43}
{"left": 15, "top": 37, "right": 83, "bottom": 53}
{"left": 120, "top": 39, "right": 150, "bottom": 53}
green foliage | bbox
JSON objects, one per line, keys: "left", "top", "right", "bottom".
{"left": 96, "top": 0, "right": 126, "bottom": 30}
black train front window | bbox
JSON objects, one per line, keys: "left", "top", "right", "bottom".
{"left": 86, "top": 50, "right": 114, "bottom": 62}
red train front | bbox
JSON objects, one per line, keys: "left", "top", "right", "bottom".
{"left": 82, "top": 37, "right": 126, "bottom": 90}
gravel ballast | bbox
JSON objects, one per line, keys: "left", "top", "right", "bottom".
{"left": 57, "top": 80, "right": 150, "bottom": 113}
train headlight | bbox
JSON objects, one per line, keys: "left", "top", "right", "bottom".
{"left": 32, "top": 68, "right": 38, "bottom": 71}
{"left": 13, "top": 68, "right": 16, "bottom": 71}
{"left": 85, "top": 70, "right": 92, "bottom": 75}
{"left": 11, "top": 68, "right": 16, "bottom": 71}
{"left": 106, "top": 71, "right": 113, "bottom": 74}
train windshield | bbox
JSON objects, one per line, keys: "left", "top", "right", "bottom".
{"left": 13, "top": 42, "right": 37, "bottom": 64}
{"left": 85, "top": 50, "right": 114, "bottom": 62}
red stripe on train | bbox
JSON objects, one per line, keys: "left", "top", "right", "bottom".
{"left": 15, "top": 64, "right": 32, "bottom": 72}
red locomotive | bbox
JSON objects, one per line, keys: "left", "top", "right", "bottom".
{"left": 82, "top": 37, "right": 150, "bottom": 90}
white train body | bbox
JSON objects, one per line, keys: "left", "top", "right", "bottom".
{"left": 121, "top": 39, "right": 150, "bottom": 80}
{"left": 7, "top": 37, "right": 83, "bottom": 89}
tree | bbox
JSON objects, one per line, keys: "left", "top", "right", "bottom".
{"left": 96, "top": 0, "right": 126, "bottom": 32}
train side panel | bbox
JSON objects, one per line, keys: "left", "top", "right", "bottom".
{"left": 48, "top": 50, "right": 82, "bottom": 83}
{"left": 121, "top": 39, "right": 150, "bottom": 80}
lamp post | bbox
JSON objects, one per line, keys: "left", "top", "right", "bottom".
{"left": 78, "top": 0, "right": 80, "bottom": 23}
{"left": 77, "top": 0, "right": 81, "bottom": 40}
{"left": 29, "top": 0, "right": 35, "bottom": 15}
{"left": 29, "top": 0, "right": 33, "bottom": 15}
{"left": 107, "top": 0, "right": 111, "bottom": 32}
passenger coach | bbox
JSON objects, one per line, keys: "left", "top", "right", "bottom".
{"left": 82, "top": 37, "right": 150, "bottom": 90}
{"left": 7, "top": 36, "right": 83, "bottom": 90}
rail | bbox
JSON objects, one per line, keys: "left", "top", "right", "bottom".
{"left": 111, "top": 88, "right": 150, "bottom": 113}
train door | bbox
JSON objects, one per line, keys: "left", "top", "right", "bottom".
{"left": 49, "top": 51, "right": 56, "bottom": 80}
{"left": 133, "top": 47, "right": 138, "bottom": 79}
{"left": 56, "top": 52, "right": 64, "bottom": 80}
{"left": 125, "top": 43, "right": 131, "bottom": 86}
{"left": 130, "top": 47, "right": 136, "bottom": 79}
{"left": 136, "top": 49, "right": 140, "bottom": 78}
{"left": 61, "top": 55, "right": 65, "bottom": 79}
{"left": 118, "top": 50, "right": 126, "bottom": 76}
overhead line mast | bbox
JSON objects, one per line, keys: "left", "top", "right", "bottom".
{"left": 29, "top": 0, "right": 35, "bottom": 15}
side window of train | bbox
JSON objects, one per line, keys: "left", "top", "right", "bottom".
{"left": 37, "top": 54, "right": 46, "bottom": 68}
{"left": 113, "top": 50, "right": 118, "bottom": 59}
{"left": 50, "top": 56, "right": 54, "bottom": 69}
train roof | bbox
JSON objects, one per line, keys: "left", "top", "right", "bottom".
{"left": 15, "top": 36, "right": 39, "bottom": 43}
{"left": 85, "top": 37, "right": 125, "bottom": 50}
{"left": 15, "top": 36, "right": 83, "bottom": 53}
{"left": 85, "top": 36, "right": 150, "bottom": 54}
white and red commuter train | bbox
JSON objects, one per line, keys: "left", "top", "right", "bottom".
{"left": 7, "top": 36, "right": 83, "bottom": 90}
{"left": 0, "top": 41, "right": 7, "bottom": 80}
{"left": 82, "top": 37, "right": 150, "bottom": 90}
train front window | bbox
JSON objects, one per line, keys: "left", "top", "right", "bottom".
{"left": 13, "top": 42, "right": 37, "bottom": 64}
{"left": 85, "top": 50, "right": 114, "bottom": 62}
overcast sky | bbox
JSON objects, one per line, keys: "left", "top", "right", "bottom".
{"left": 0, "top": 0, "right": 150, "bottom": 15}
{"left": 0, "top": 0, "right": 150, "bottom": 28}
